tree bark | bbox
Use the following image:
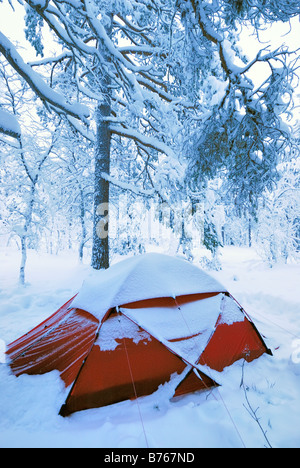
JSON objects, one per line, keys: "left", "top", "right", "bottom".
{"left": 91, "top": 101, "right": 111, "bottom": 270}
{"left": 78, "top": 186, "right": 87, "bottom": 262}
{"left": 19, "top": 236, "right": 27, "bottom": 285}
{"left": 91, "top": 17, "right": 112, "bottom": 270}
{"left": 19, "top": 183, "right": 35, "bottom": 285}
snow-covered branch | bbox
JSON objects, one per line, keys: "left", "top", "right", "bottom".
{"left": 66, "top": 116, "right": 95, "bottom": 142}
{"left": 0, "top": 32, "right": 90, "bottom": 122}
{"left": 189, "top": 0, "right": 299, "bottom": 82}
{"left": 101, "top": 172, "right": 155, "bottom": 197}
{"left": 0, "top": 108, "right": 21, "bottom": 139}
{"left": 28, "top": 51, "right": 73, "bottom": 68}
{"left": 110, "top": 124, "right": 176, "bottom": 159}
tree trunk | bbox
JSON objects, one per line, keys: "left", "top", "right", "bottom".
{"left": 91, "top": 102, "right": 111, "bottom": 270}
{"left": 91, "top": 16, "right": 112, "bottom": 270}
{"left": 248, "top": 217, "right": 252, "bottom": 248}
{"left": 19, "top": 183, "right": 35, "bottom": 285}
{"left": 19, "top": 236, "right": 27, "bottom": 285}
{"left": 79, "top": 187, "right": 87, "bottom": 262}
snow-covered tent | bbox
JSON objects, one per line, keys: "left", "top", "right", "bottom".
{"left": 6, "top": 253, "right": 271, "bottom": 416}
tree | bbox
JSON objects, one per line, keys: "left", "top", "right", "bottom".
{"left": 0, "top": 59, "right": 63, "bottom": 283}
{"left": 255, "top": 156, "right": 300, "bottom": 265}
{"left": 49, "top": 123, "right": 94, "bottom": 262}
{"left": 180, "top": 0, "right": 299, "bottom": 214}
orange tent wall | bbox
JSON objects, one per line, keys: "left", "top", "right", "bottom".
{"left": 173, "top": 369, "right": 218, "bottom": 398}
{"left": 60, "top": 311, "right": 210, "bottom": 416}
{"left": 7, "top": 297, "right": 76, "bottom": 361}
{"left": 121, "top": 292, "right": 220, "bottom": 310}
{"left": 7, "top": 300, "right": 99, "bottom": 388}
{"left": 198, "top": 315, "right": 269, "bottom": 372}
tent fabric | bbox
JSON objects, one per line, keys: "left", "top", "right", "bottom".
{"left": 6, "top": 254, "right": 271, "bottom": 416}
{"left": 198, "top": 315, "right": 267, "bottom": 372}
{"left": 59, "top": 307, "right": 221, "bottom": 417}
{"left": 60, "top": 311, "right": 216, "bottom": 416}
{"left": 173, "top": 369, "right": 218, "bottom": 399}
{"left": 7, "top": 296, "right": 76, "bottom": 363}
{"left": 8, "top": 301, "right": 99, "bottom": 388}
{"left": 120, "top": 293, "right": 230, "bottom": 366}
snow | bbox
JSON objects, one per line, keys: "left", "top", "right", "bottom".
{"left": 218, "top": 295, "right": 245, "bottom": 326}
{"left": 121, "top": 295, "right": 227, "bottom": 365}
{"left": 122, "top": 295, "right": 223, "bottom": 342}
{"left": 0, "top": 338, "right": 6, "bottom": 364}
{"left": 96, "top": 313, "right": 150, "bottom": 351}
{"left": 0, "top": 109, "right": 21, "bottom": 139}
{"left": 71, "top": 253, "right": 226, "bottom": 321}
{"left": 110, "top": 124, "right": 177, "bottom": 159}
{"left": 221, "top": 39, "right": 245, "bottom": 75}
{"left": 0, "top": 247, "right": 300, "bottom": 448}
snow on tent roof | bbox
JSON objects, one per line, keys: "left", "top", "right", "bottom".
{"left": 121, "top": 294, "right": 226, "bottom": 365}
{"left": 71, "top": 253, "right": 226, "bottom": 321}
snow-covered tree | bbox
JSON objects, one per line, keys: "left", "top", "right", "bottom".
{"left": 0, "top": 60, "right": 64, "bottom": 283}
{"left": 1, "top": 0, "right": 189, "bottom": 268}
{"left": 255, "top": 156, "right": 300, "bottom": 266}
{"left": 181, "top": 0, "right": 299, "bottom": 214}
{"left": 47, "top": 124, "right": 94, "bottom": 261}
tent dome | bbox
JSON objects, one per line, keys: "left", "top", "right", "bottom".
{"left": 7, "top": 253, "right": 271, "bottom": 416}
{"left": 71, "top": 253, "right": 226, "bottom": 321}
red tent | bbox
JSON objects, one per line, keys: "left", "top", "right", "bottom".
{"left": 6, "top": 254, "right": 271, "bottom": 416}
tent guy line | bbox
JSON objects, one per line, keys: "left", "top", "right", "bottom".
{"left": 118, "top": 312, "right": 150, "bottom": 449}
{"left": 173, "top": 295, "right": 247, "bottom": 448}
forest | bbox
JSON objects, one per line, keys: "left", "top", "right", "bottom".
{"left": 0, "top": 0, "right": 299, "bottom": 281}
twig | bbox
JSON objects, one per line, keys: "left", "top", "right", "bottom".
{"left": 240, "top": 361, "right": 273, "bottom": 449}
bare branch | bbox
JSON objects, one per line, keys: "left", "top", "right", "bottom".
{"left": 240, "top": 362, "right": 273, "bottom": 449}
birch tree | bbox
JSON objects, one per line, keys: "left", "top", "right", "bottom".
{"left": 0, "top": 60, "right": 62, "bottom": 283}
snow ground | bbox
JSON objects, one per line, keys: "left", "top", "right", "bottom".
{"left": 0, "top": 247, "right": 299, "bottom": 448}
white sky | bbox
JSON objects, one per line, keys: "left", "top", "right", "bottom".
{"left": 239, "top": 17, "right": 300, "bottom": 90}
{"left": 0, "top": 0, "right": 57, "bottom": 60}
{"left": 1, "top": 1, "right": 299, "bottom": 53}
